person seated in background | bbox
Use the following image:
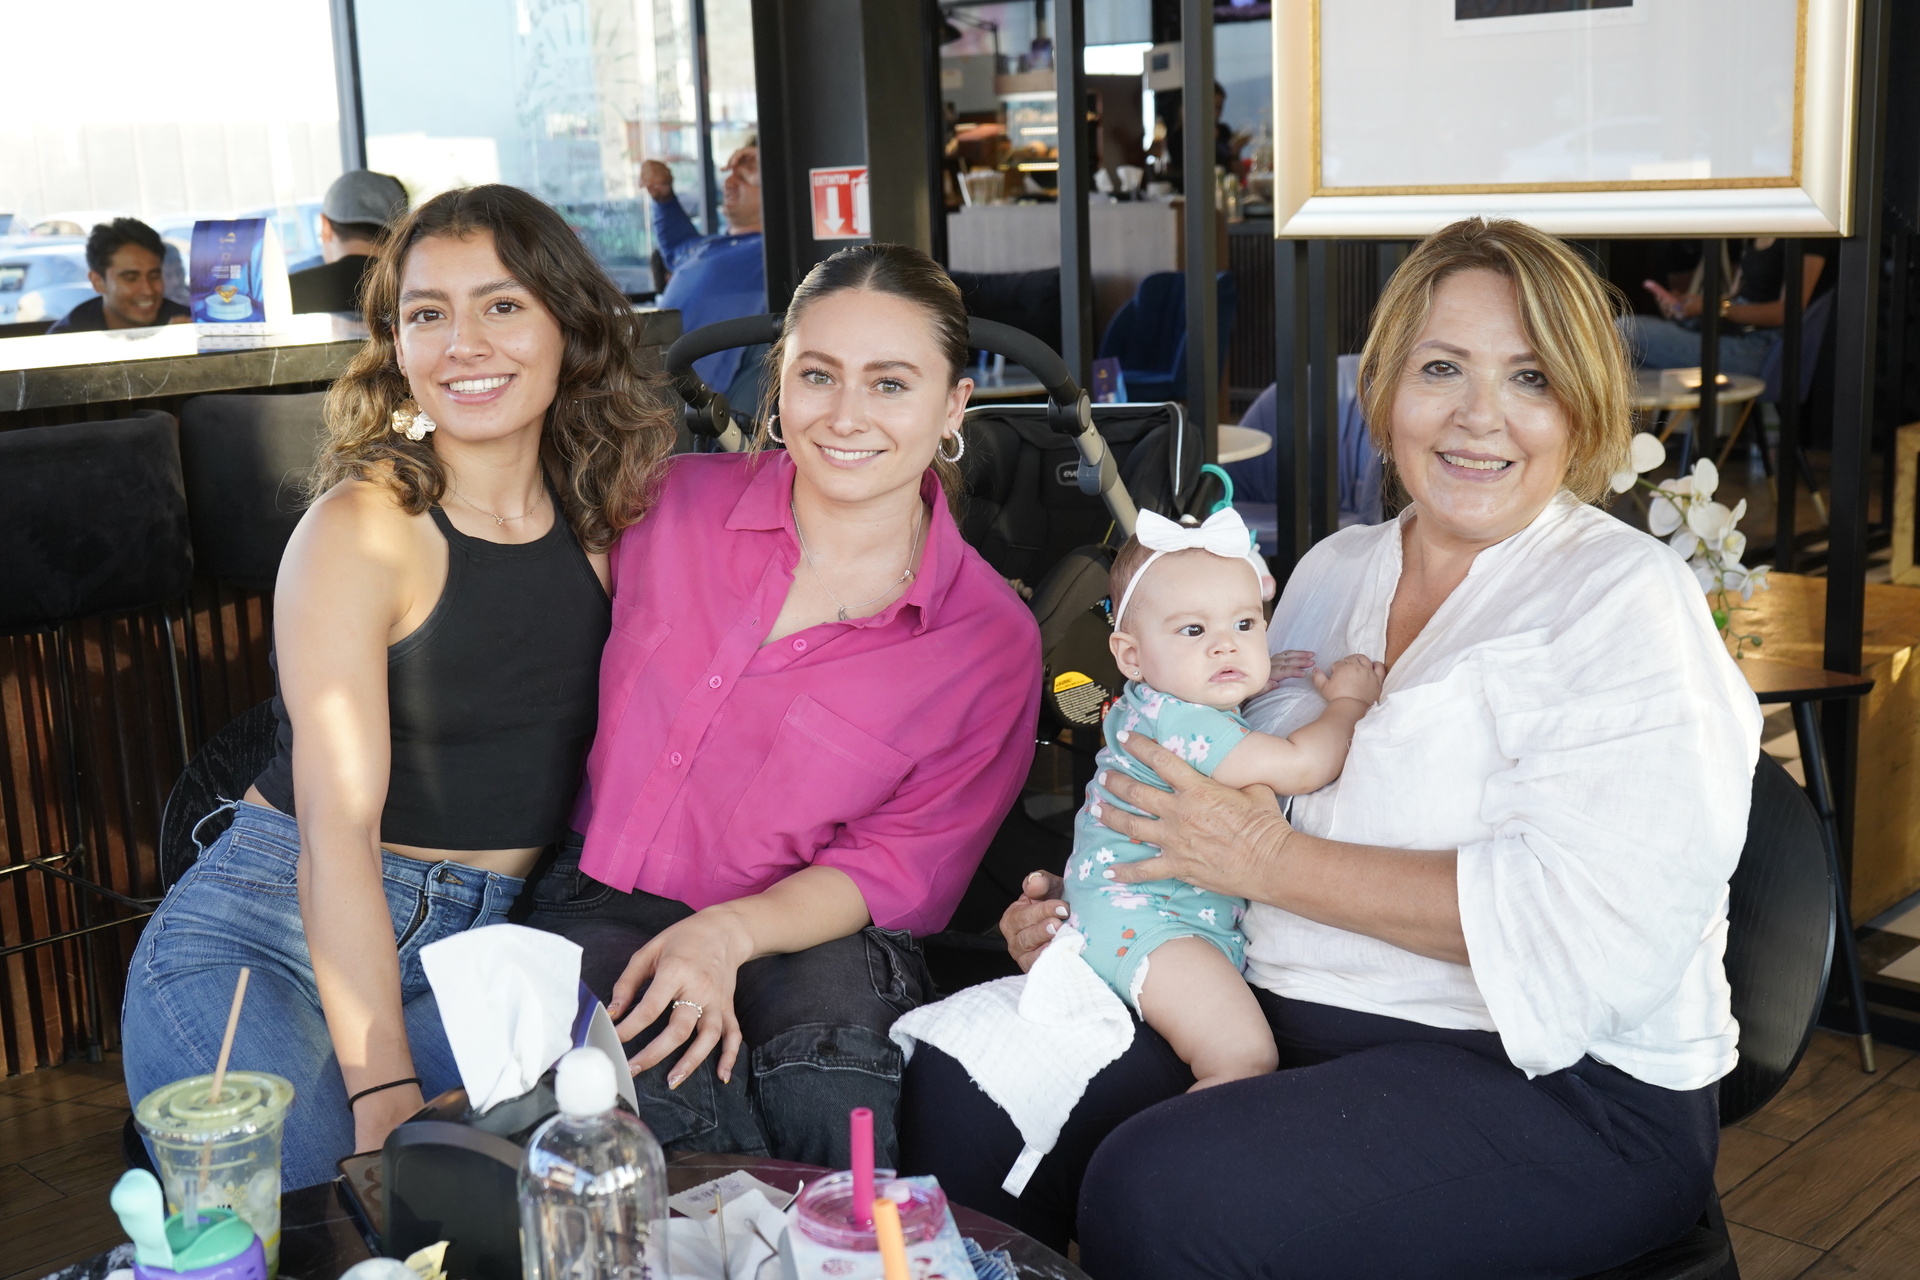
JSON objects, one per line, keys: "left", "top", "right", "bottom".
{"left": 46, "top": 218, "right": 190, "bottom": 332}
{"left": 642, "top": 143, "right": 766, "bottom": 409}
{"left": 289, "top": 169, "right": 409, "bottom": 315}
{"left": 1620, "top": 237, "right": 1828, "bottom": 376}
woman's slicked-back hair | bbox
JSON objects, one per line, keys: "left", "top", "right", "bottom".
{"left": 752, "top": 243, "right": 972, "bottom": 505}
{"left": 1358, "top": 216, "right": 1633, "bottom": 504}
{"left": 314, "top": 184, "right": 676, "bottom": 551}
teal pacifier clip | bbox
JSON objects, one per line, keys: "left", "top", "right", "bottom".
{"left": 1200, "top": 464, "right": 1236, "bottom": 517}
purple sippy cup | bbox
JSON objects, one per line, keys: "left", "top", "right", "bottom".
{"left": 112, "top": 1170, "right": 267, "bottom": 1280}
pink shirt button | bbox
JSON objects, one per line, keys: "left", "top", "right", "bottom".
{"left": 669, "top": 751, "right": 683, "bottom": 766}
{"left": 708, "top": 675, "right": 723, "bottom": 689}
{"left": 792, "top": 638, "right": 807, "bottom": 652}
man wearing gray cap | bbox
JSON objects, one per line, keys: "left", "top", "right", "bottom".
{"left": 289, "top": 169, "right": 409, "bottom": 315}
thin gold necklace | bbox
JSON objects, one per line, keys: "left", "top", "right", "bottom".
{"left": 791, "top": 500, "right": 925, "bottom": 622}
{"left": 449, "top": 481, "right": 544, "bottom": 527}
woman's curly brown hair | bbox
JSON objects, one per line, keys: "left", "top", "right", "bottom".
{"left": 313, "top": 184, "right": 676, "bottom": 551}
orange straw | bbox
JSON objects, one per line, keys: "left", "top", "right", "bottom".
{"left": 872, "top": 1197, "right": 909, "bottom": 1280}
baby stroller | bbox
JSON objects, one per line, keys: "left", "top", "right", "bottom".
{"left": 666, "top": 315, "right": 1223, "bottom": 978}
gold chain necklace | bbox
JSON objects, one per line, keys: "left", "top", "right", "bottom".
{"left": 450, "top": 481, "right": 544, "bottom": 527}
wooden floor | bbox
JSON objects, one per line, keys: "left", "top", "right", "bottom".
{"left": 3, "top": 1033, "right": 1919, "bottom": 1280}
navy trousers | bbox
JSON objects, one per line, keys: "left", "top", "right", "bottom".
{"left": 899, "top": 990, "right": 1719, "bottom": 1279}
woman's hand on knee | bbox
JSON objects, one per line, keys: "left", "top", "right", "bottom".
{"left": 1001, "top": 871, "right": 1068, "bottom": 972}
{"left": 610, "top": 912, "right": 750, "bottom": 1087}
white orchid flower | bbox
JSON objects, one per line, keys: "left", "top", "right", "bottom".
{"left": 1630, "top": 433, "right": 1666, "bottom": 473}
{"left": 1648, "top": 491, "right": 1684, "bottom": 536}
{"left": 1687, "top": 500, "right": 1734, "bottom": 544}
{"left": 1612, "top": 433, "right": 1668, "bottom": 491}
{"left": 1691, "top": 458, "right": 1719, "bottom": 501}
{"left": 1669, "top": 528, "right": 1701, "bottom": 559}
{"left": 1722, "top": 529, "right": 1747, "bottom": 563}
{"left": 1690, "top": 558, "right": 1719, "bottom": 593}
{"left": 1743, "top": 565, "right": 1771, "bottom": 601}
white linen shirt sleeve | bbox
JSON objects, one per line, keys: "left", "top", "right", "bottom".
{"left": 1455, "top": 545, "right": 1762, "bottom": 1079}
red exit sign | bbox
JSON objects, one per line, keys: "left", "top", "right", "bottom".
{"left": 809, "top": 166, "right": 870, "bottom": 240}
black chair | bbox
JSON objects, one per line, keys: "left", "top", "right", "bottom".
{"left": 1581, "top": 752, "right": 1836, "bottom": 1280}
{"left": 0, "top": 411, "right": 195, "bottom": 1057}
{"left": 156, "top": 699, "right": 281, "bottom": 889}
{"left": 178, "top": 392, "right": 329, "bottom": 593}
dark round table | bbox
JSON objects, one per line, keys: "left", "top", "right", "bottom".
{"left": 47, "top": 1152, "right": 1088, "bottom": 1280}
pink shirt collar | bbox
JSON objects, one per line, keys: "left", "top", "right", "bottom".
{"left": 722, "top": 451, "right": 958, "bottom": 636}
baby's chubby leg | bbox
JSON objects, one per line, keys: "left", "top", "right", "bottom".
{"left": 1134, "top": 937, "right": 1278, "bottom": 1091}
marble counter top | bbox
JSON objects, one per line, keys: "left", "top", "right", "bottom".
{"left": 0, "top": 308, "right": 681, "bottom": 415}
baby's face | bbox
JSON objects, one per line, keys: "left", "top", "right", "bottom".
{"left": 1111, "top": 551, "right": 1271, "bottom": 709}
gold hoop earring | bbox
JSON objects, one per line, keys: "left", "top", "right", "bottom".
{"left": 766, "top": 413, "right": 785, "bottom": 445}
{"left": 391, "top": 399, "right": 435, "bottom": 442}
{"left": 938, "top": 430, "right": 965, "bottom": 463}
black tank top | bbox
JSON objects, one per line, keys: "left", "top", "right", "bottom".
{"left": 252, "top": 497, "right": 612, "bottom": 849}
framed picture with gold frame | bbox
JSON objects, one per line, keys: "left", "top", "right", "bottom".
{"left": 1271, "top": 0, "right": 1859, "bottom": 238}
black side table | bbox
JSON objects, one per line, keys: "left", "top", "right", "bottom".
{"left": 1742, "top": 658, "right": 1878, "bottom": 1072}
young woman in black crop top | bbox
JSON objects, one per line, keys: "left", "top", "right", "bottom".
{"left": 123, "top": 186, "right": 676, "bottom": 1187}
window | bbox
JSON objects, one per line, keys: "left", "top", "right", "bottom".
{"left": 357, "top": 0, "right": 757, "bottom": 295}
{"left": 0, "top": 0, "right": 343, "bottom": 320}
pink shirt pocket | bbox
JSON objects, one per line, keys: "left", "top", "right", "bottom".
{"left": 715, "top": 693, "right": 914, "bottom": 888}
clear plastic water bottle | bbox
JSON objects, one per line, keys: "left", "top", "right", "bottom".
{"left": 519, "top": 1047, "right": 669, "bottom": 1280}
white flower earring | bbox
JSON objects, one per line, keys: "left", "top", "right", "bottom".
{"left": 391, "top": 399, "right": 436, "bottom": 442}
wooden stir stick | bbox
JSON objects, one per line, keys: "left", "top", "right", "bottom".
{"left": 194, "top": 967, "right": 253, "bottom": 1206}
{"left": 209, "top": 967, "right": 251, "bottom": 1102}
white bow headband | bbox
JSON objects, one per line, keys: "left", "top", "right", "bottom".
{"left": 1112, "top": 508, "right": 1271, "bottom": 630}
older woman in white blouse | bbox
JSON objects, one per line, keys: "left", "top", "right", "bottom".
{"left": 898, "top": 217, "right": 1762, "bottom": 1278}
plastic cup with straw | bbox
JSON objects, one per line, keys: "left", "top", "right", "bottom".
{"left": 135, "top": 967, "right": 293, "bottom": 1273}
{"left": 192, "top": 968, "right": 253, "bottom": 1213}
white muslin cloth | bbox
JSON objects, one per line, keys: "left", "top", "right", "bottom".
{"left": 419, "top": 924, "right": 584, "bottom": 1112}
{"left": 890, "top": 927, "right": 1133, "bottom": 1196}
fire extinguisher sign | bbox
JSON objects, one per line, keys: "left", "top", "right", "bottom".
{"left": 809, "top": 166, "right": 870, "bottom": 241}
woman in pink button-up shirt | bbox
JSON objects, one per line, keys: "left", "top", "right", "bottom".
{"left": 528, "top": 245, "right": 1040, "bottom": 1166}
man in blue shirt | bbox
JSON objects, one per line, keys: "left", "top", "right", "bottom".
{"left": 642, "top": 143, "right": 766, "bottom": 407}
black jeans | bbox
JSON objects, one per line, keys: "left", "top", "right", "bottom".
{"left": 899, "top": 990, "right": 1719, "bottom": 1279}
{"left": 526, "top": 837, "right": 933, "bottom": 1167}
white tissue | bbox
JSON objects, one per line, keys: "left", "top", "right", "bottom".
{"left": 889, "top": 927, "right": 1134, "bottom": 1196}
{"left": 419, "top": 924, "right": 584, "bottom": 1113}
{"left": 665, "top": 1189, "right": 787, "bottom": 1280}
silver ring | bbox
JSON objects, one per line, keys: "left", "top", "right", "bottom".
{"left": 671, "top": 999, "right": 706, "bottom": 1019}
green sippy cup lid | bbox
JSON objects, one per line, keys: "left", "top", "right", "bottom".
{"left": 165, "top": 1207, "right": 259, "bottom": 1270}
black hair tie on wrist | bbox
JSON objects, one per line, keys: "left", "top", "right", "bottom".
{"left": 347, "top": 1077, "right": 422, "bottom": 1108}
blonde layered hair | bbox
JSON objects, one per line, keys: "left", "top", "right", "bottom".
{"left": 314, "top": 185, "right": 676, "bottom": 552}
{"left": 1358, "top": 217, "right": 1633, "bottom": 504}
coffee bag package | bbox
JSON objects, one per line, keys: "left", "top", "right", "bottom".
{"left": 191, "top": 218, "right": 291, "bottom": 348}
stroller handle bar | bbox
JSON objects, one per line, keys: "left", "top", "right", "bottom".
{"left": 664, "top": 311, "right": 1134, "bottom": 536}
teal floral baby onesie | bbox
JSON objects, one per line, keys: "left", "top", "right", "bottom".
{"left": 1063, "top": 681, "right": 1252, "bottom": 1008}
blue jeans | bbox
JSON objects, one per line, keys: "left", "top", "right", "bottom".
{"left": 526, "top": 836, "right": 933, "bottom": 1168}
{"left": 1620, "top": 314, "right": 1777, "bottom": 377}
{"left": 121, "top": 802, "right": 524, "bottom": 1190}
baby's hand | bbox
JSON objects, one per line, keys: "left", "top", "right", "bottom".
{"left": 1311, "top": 654, "right": 1386, "bottom": 706}
{"left": 1257, "top": 650, "right": 1316, "bottom": 695}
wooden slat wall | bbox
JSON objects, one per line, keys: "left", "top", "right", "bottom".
{"left": 0, "top": 584, "right": 274, "bottom": 1075}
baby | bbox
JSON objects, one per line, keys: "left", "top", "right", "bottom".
{"left": 1063, "top": 509, "right": 1385, "bottom": 1090}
